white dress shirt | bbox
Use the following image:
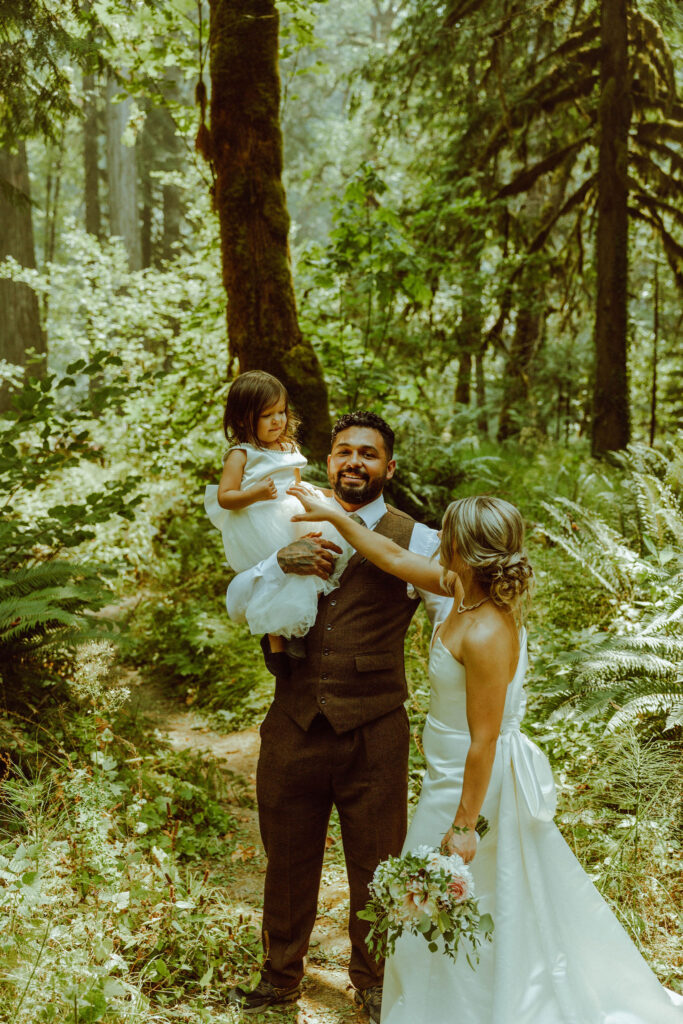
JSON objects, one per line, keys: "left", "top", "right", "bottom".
{"left": 226, "top": 492, "right": 452, "bottom": 627}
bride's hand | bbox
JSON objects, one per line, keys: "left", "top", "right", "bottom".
{"left": 441, "top": 825, "right": 477, "bottom": 864}
{"left": 288, "top": 483, "right": 335, "bottom": 523}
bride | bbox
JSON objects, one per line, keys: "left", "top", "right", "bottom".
{"left": 289, "top": 487, "right": 682, "bottom": 1024}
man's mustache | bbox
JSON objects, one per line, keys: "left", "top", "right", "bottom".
{"left": 338, "top": 469, "right": 369, "bottom": 481}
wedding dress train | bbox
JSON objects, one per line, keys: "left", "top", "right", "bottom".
{"left": 381, "top": 629, "right": 682, "bottom": 1024}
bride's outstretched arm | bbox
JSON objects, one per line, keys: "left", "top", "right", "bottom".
{"left": 288, "top": 484, "right": 446, "bottom": 595}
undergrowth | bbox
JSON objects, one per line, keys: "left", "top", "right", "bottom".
{"left": 0, "top": 649, "right": 264, "bottom": 1023}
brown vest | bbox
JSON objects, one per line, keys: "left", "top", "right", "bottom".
{"left": 272, "top": 506, "right": 420, "bottom": 733}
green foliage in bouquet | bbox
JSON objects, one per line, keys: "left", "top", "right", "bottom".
{"left": 359, "top": 847, "right": 494, "bottom": 968}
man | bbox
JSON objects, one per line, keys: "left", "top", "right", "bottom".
{"left": 226, "top": 411, "right": 449, "bottom": 1022}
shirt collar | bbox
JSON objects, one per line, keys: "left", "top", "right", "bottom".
{"left": 333, "top": 492, "right": 386, "bottom": 531}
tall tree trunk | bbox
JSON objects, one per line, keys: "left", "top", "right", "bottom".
{"left": 162, "top": 178, "right": 183, "bottom": 261}
{"left": 475, "top": 349, "right": 487, "bottom": 433}
{"left": 455, "top": 351, "right": 471, "bottom": 406}
{"left": 140, "top": 150, "right": 152, "bottom": 269}
{"left": 454, "top": 256, "right": 484, "bottom": 410}
{"left": 139, "top": 99, "right": 186, "bottom": 266}
{"left": 592, "top": 0, "right": 632, "bottom": 455}
{"left": 497, "top": 159, "right": 574, "bottom": 441}
{"left": 157, "top": 89, "right": 185, "bottom": 261}
{"left": 497, "top": 296, "right": 544, "bottom": 441}
{"left": 649, "top": 257, "right": 658, "bottom": 447}
{"left": 206, "top": 0, "right": 331, "bottom": 458}
{"left": 0, "top": 143, "right": 46, "bottom": 411}
{"left": 83, "top": 71, "right": 101, "bottom": 238}
{"left": 105, "top": 74, "right": 141, "bottom": 271}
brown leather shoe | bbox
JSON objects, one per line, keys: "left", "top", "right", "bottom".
{"left": 227, "top": 975, "right": 301, "bottom": 1013}
{"left": 353, "top": 984, "right": 383, "bottom": 1024}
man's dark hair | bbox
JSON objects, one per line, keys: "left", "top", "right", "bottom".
{"left": 331, "top": 411, "right": 395, "bottom": 458}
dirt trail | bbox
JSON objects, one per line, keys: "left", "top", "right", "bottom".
{"left": 130, "top": 675, "right": 367, "bottom": 1024}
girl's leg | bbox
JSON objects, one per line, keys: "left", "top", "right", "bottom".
{"left": 267, "top": 633, "right": 286, "bottom": 653}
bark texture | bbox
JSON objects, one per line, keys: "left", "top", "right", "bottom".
{"left": 0, "top": 143, "right": 46, "bottom": 411}
{"left": 139, "top": 100, "right": 186, "bottom": 265}
{"left": 207, "top": 0, "right": 331, "bottom": 458}
{"left": 497, "top": 161, "right": 574, "bottom": 441}
{"left": 497, "top": 298, "right": 544, "bottom": 441}
{"left": 105, "top": 74, "right": 141, "bottom": 271}
{"left": 83, "top": 71, "right": 101, "bottom": 237}
{"left": 592, "top": 0, "right": 632, "bottom": 455}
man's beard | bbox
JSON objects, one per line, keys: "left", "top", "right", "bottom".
{"left": 332, "top": 470, "right": 386, "bottom": 505}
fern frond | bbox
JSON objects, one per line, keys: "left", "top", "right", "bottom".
{"left": 576, "top": 649, "right": 678, "bottom": 684}
{"left": 607, "top": 694, "right": 683, "bottom": 731}
{"left": 665, "top": 700, "right": 683, "bottom": 730}
{"left": 0, "top": 558, "right": 112, "bottom": 664}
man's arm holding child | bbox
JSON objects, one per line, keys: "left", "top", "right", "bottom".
{"left": 225, "top": 535, "right": 342, "bottom": 623}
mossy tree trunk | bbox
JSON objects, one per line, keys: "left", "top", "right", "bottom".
{"left": 497, "top": 294, "right": 544, "bottom": 441}
{"left": 454, "top": 238, "right": 484, "bottom": 410}
{"left": 592, "top": 0, "right": 632, "bottom": 455}
{"left": 497, "top": 162, "right": 573, "bottom": 442}
{"left": 207, "top": 0, "right": 331, "bottom": 458}
{"left": 105, "top": 74, "right": 141, "bottom": 272}
{"left": 83, "top": 71, "right": 101, "bottom": 238}
{"left": 0, "top": 143, "right": 46, "bottom": 411}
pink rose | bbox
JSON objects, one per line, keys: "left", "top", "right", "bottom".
{"left": 448, "top": 874, "right": 470, "bottom": 903}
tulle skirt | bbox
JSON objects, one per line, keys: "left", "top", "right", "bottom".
{"left": 204, "top": 486, "right": 351, "bottom": 638}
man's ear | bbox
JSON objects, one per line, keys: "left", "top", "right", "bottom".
{"left": 385, "top": 458, "right": 397, "bottom": 481}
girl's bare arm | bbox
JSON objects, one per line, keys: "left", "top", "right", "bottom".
{"left": 218, "top": 449, "right": 277, "bottom": 509}
{"left": 288, "top": 483, "right": 446, "bottom": 594}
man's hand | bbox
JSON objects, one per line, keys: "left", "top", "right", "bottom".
{"left": 277, "top": 533, "right": 343, "bottom": 580}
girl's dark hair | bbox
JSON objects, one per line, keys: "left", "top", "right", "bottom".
{"left": 223, "top": 370, "right": 300, "bottom": 449}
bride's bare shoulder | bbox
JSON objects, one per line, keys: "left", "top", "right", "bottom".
{"left": 461, "top": 611, "right": 518, "bottom": 668}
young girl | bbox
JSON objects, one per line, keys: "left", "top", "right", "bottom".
{"left": 204, "top": 370, "right": 350, "bottom": 650}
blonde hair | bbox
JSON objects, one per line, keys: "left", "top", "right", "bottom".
{"left": 440, "top": 495, "right": 534, "bottom": 614}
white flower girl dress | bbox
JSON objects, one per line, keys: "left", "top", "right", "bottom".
{"left": 381, "top": 627, "right": 683, "bottom": 1024}
{"left": 204, "top": 443, "right": 351, "bottom": 638}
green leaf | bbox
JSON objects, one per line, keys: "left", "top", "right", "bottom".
{"left": 480, "top": 913, "right": 494, "bottom": 936}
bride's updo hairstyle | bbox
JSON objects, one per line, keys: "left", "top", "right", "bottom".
{"left": 440, "top": 496, "right": 534, "bottom": 614}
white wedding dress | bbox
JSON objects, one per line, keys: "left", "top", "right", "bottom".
{"left": 381, "top": 628, "right": 683, "bottom": 1024}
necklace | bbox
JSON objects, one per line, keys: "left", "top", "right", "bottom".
{"left": 456, "top": 595, "right": 490, "bottom": 614}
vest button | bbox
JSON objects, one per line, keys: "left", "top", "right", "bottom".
{"left": 320, "top": 696, "right": 327, "bottom": 704}
{"left": 323, "top": 649, "right": 330, "bottom": 656}
{"left": 326, "top": 624, "right": 332, "bottom": 630}
{"left": 321, "top": 673, "right": 328, "bottom": 680}
{"left": 330, "top": 600, "right": 337, "bottom": 606}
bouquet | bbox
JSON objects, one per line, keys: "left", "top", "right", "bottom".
{"left": 358, "top": 845, "right": 494, "bottom": 967}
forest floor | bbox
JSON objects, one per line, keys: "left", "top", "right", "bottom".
{"left": 130, "top": 670, "right": 367, "bottom": 1024}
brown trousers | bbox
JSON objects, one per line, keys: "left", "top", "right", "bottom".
{"left": 256, "top": 701, "right": 409, "bottom": 990}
